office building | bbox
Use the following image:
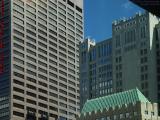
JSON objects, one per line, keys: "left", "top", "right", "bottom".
{"left": 112, "top": 12, "right": 159, "bottom": 103}
{"left": 78, "top": 89, "right": 160, "bottom": 120}
{"left": 80, "top": 12, "right": 160, "bottom": 112}
{"left": 80, "top": 38, "right": 112, "bottom": 110}
{"left": 0, "top": 0, "right": 83, "bottom": 120}
{"left": 155, "top": 22, "right": 160, "bottom": 110}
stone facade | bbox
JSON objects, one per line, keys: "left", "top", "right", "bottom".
{"left": 78, "top": 102, "right": 160, "bottom": 120}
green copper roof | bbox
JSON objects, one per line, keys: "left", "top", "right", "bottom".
{"left": 81, "top": 88, "right": 149, "bottom": 114}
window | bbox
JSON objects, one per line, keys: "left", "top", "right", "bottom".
{"left": 27, "top": 77, "right": 36, "bottom": 83}
{"left": 27, "top": 99, "right": 36, "bottom": 105}
{"left": 49, "top": 79, "right": 58, "bottom": 85}
{"left": 13, "top": 57, "right": 24, "bottom": 65}
{"left": 27, "top": 91, "right": 36, "bottom": 98}
{"left": 14, "top": 72, "right": 24, "bottom": 79}
{"left": 13, "top": 79, "right": 24, "bottom": 86}
{"left": 76, "top": 6, "right": 82, "bottom": 13}
{"left": 13, "top": 111, "right": 24, "bottom": 117}
{"left": 134, "top": 111, "right": 137, "bottom": 116}
{"left": 141, "top": 26, "right": 146, "bottom": 38}
{"left": 27, "top": 49, "right": 36, "bottom": 56}
{"left": 67, "top": 0, "right": 74, "bottom": 7}
{"left": 14, "top": 22, "right": 24, "bottom": 30}
{"left": 50, "top": 106, "right": 58, "bottom": 111}
{"left": 49, "top": 85, "right": 58, "bottom": 91}
{"left": 49, "top": 0, "right": 57, "bottom": 8}
{"left": 27, "top": 29, "right": 36, "bottom": 37}
{"left": 13, "top": 103, "right": 24, "bottom": 109}
{"left": 38, "top": 102, "right": 47, "bottom": 108}
{"left": 13, "top": 0, "right": 24, "bottom": 6}
{"left": 58, "top": 2, "right": 66, "bottom": 9}
{"left": 49, "top": 12, "right": 57, "bottom": 20}
{"left": 26, "top": 4, "right": 36, "bottom": 13}
{"left": 13, "top": 29, "right": 24, "bottom": 37}
{"left": 13, "top": 36, "right": 24, "bottom": 44}
{"left": 13, "top": 87, "right": 24, "bottom": 94}
{"left": 49, "top": 92, "right": 58, "bottom": 98}
{"left": 120, "top": 114, "right": 124, "bottom": 119}
{"left": 107, "top": 116, "right": 110, "bottom": 120}
{"left": 13, "top": 16, "right": 24, "bottom": 25}
{"left": 27, "top": 35, "right": 36, "bottom": 43}
{"left": 27, "top": 56, "right": 36, "bottom": 63}
{"left": 59, "top": 109, "right": 67, "bottom": 115}
{"left": 13, "top": 3, "right": 24, "bottom": 12}
{"left": 49, "top": 99, "right": 58, "bottom": 105}
{"left": 26, "top": 17, "right": 36, "bottom": 25}
{"left": 38, "top": 23, "right": 47, "bottom": 30}
{"left": 59, "top": 8, "right": 66, "bottom": 15}
{"left": 126, "top": 113, "right": 129, "bottom": 118}
{"left": 145, "top": 110, "right": 148, "bottom": 114}
{"left": 39, "top": 95, "right": 47, "bottom": 101}
{"left": 27, "top": 69, "right": 36, "bottom": 76}
{"left": 27, "top": 84, "right": 36, "bottom": 90}
{"left": 26, "top": 10, "right": 36, "bottom": 18}
{"left": 116, "top": 35, "right": 120, "bottom": 47}
{"left": 38, "top": 11, "right": 47, "bottom": 19}
{"left": 13, "top": 95, "right": 24, "bottom": 101}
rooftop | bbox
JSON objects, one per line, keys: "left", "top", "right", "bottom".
{"left": 81, "top": 88, "right": 149, "bottom": 114}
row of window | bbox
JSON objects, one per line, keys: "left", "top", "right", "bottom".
{"left": 13, "top": 48, "right": 77, "bottom": 64}
{"left": 13, "top": 15, "right": 83, "bottom": 44}
{"left": 96, "top": 112, "right": 138, "bottom": 120}
{"left": 13, "top": 110, "right": 74, "bottom": 119}
{"left": 13, "top": 0, "right": 83, "bottom": 21}
{"left": 0, "top": 111, "right": 9, "bottom": 118}
{"left": 13, "top": 21, "right": 80, "bottom": 47}
{"left": 115, "top": 25, "right": 146, "bottom": 49}
{"left": 0, "top": 96, "right": 9, "bottom": 102}
{"left": 114, "top": 16, "right": 146, "bottom": 30}
{"left": 13, "top": 70, "right": 77, "bottom": 86}
{"left": 99, "top": 88, "right": 113, "bottom": 96}
{"left": 13, "top": 24, "right": 81, "bottom": 42}
{"left": 13, "top": 85, "right": 78, "bottom": 100}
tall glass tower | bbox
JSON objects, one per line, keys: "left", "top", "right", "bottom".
{"left": 80, "top": 38, "right": 113, "bottom": 110}
{"left": 0, "top": 0, "right": 83, "bottom": 120}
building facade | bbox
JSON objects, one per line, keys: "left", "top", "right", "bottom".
{"left": 78, "top": 89, "right": 160, "bottom": 120}
{"left": 80, "top": 38, "right": 112, "bottom": 109}
{"left": 112, "top": 12, "right": 159, "bottom": 102}
{"left": 0, "top": 0, "right": 83, "bottom": 120}
{"left": 80, "top": 12, "right": 160, "bottom": 112}
{"left": 155, "top": 22, "right": 160, "bottom": 112}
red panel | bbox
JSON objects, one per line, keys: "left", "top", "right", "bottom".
{"left": 0, "top": 0, "right": 5, "bottom": 74}
{"left": 0, "top": 0, "right": 4, "bottom": 16}
{"left": 0, "top": 64, "right": 4, "bottom": 74}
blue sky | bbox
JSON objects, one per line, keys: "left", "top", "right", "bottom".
{"left": 84, "top": 0, "right": 144, "bottom": 42}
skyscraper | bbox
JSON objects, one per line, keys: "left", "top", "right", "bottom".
{"left": 112, "top": 12, "right": 159, "bottom": 104}
{"left": 80, "top": 38, "right": 112, "bottom": 109}
{"left": 155, "top": 22, "right": 160, "bottom": 112}
{"left": 80, "top": 12, "right": 160, "bottom": 112}
{"left": 0, "top": 0, "right": 83, "bottom": 120}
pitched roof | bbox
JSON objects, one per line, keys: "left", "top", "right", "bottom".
{"left": 81, "top": 88, "right": 149, "bottom": 114}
